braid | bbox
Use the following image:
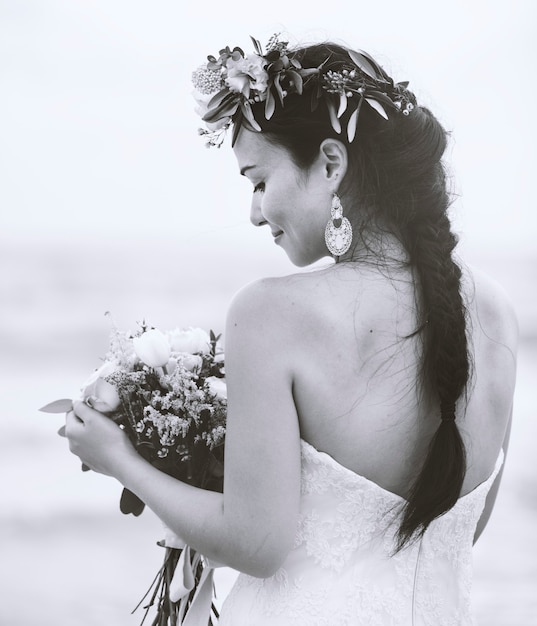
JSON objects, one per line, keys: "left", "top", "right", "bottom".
{"left": 248, "top": 43, "right": 471, "bottom": 550}
{"left": 369, "top": 106, "right": 470, "bottom": 548}
{"left": 396, "top": 207, "right": 468, "bottom": 548}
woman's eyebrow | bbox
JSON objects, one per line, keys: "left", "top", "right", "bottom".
{"left": 240, "top": 165, "right": 256, "bottom": 176}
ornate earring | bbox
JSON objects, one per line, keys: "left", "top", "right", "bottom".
{"left": 325, "top": 193, "right": 353, "bottom": 257}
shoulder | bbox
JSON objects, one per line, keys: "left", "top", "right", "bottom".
{"left": 463, "top": 264, "right": 519, "bottom": 351}
{"left": 226, "top": 273, "right": 319, "bottom": 336}
{"left": 462, "top": 265, "right": 517, "bottom": 442}
{"left": 224, "top": 276, "right": 302, "bottom": 378}
{"left": 227, "top": 275, "right": 296, "bottom": 318}
{"left": 225, "top": 272, "right": 336, "bottom": 378}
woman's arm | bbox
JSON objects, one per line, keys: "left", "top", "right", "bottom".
{"left": 470, "top": 268, "right": 518, "bottom": 544}
{"left": 66, "top": 279, "right": 302, "bottom": 577}
{"left": 473, "top": 406, "right": 513, "bottom": 544}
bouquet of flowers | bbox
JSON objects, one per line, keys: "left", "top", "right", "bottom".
{"left": 41, "top": 318, "right": 226, "bottom": 626}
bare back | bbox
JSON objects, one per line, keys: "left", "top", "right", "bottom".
{"left": 279, "top": 262, "right": 517, "bottom": 499}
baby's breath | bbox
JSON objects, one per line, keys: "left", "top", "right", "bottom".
{"left": 192, "top": 65, "right": 224, "bottom": 95}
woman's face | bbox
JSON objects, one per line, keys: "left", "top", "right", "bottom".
{"left": 233, "top": 129, "right": 333, "bottom": 267}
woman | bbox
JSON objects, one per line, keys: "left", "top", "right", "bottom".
{"left": 65, "top": 37, "right": 517, "bottom": 624}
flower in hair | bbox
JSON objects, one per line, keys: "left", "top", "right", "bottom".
{"left": 225, "top": 54, "right": 269, "bottom": 96}
{"left": 192, "top": 35, "right": 416, "bottom": 147}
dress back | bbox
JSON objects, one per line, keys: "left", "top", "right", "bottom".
{"left": 219, "top": 439, "right": 504, "bottom": 626}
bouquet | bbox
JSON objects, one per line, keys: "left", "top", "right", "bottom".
{"left": 41, "top": 318, "right": 226, "bottom": 626}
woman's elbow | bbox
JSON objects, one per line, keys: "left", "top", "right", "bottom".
{"left": 224, "top": 528, "right": 294, "bottom": 578}
{"left": 235, "top": 545, "right": 289, "bottom": 578}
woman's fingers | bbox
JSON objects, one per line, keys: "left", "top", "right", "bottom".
{"left": 72, "top": 398, "right": 95, "bottom": 421}
{"left": 65, "top": 408, "right": 84, "bottom": 431}
{"left": 64, "top": 409, "right": 83, "bottom": 450}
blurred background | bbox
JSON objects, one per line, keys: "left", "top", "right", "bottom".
{"left": 1, "top": 1, "right": 535, "bottom": 624}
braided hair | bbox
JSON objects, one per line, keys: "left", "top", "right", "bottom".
{"left": 248, "top": 43, "right": 469, "bottom": 549}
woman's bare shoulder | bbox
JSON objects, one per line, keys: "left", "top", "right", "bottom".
{"left": 462, "top": 265, "right": 517, "bottom": 461}
{"left": 463, "top": 264, "right": 519, "bottom": 350}
{"left": 227, "top": 273, "right": 323, "bottom": 325}
{"left": 224, "top": 275, "right": 309, "bottom": 354}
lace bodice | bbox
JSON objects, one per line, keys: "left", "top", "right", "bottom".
{"left": 218, "top": 439, "right": 503, "bottom": 626}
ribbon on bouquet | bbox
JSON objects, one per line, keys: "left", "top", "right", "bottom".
{"left": 163, "top": 527, "right": 217, "bottom": 626}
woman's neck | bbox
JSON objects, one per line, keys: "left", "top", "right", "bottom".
{"left": 337, "top": 228, "right": 409, "bottom": 268}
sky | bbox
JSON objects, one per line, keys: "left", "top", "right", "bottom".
{"left": 1, "top": 0, "right": 536, "bottom": 258}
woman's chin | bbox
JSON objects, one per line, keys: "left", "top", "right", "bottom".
{"left": 283, "top": 247, "right": 331, "bottom": 268}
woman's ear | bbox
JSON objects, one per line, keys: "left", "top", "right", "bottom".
{"left": 318, "top": 139, "right": 348, "bottom": 188}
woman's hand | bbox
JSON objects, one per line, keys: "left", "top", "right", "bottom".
{"left": 64, "top": 399, "right": 136, "bottom": 477}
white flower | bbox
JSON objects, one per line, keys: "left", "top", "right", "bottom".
{"left": 191, "top": 65, "right": 223, "bottom": 96}
{"left": 133, "top": 328, "right": 171, "bottom": 368}
{"left": 81, "top": 361, "right": 121, "bottom": 413}
{"left": 206, "top": 376, "right": 227, "bottom": 400}
{"left": 181, "top": 354, "right": 203, "bottom": 373}
{"left": 225, "top": 54, "right": 268, "bottom": 98}
{"left": 165, "top": 356, "right": 178, "bottom": 376}
{"left": 169, "top": 328, "right": 211, "bottom": 355}
{"left": 192, "top": 90, "right": 230, "bottom": 131}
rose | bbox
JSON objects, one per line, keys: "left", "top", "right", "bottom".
{"left": 133, "top": 328, "right": 171, "bottom": 368}
{"left": 181, "top": 354, "right": 203, "bottom": 373}
{"left": 167, "top": 354, "right": 203, "bottom": 375}
{"left": 168, "top": 328, "right": 211, "bottom": 355}
{"left": 205, "top": 376, "right": 227, "bottom": 401}
{"left": 81, "top": 361, "right": 121, "bottom": 413}
{"left": 225, "top": 54, "right": 268, "bottom": 98}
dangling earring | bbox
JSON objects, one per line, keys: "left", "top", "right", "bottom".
{"left": 325, "top": 193, "right": 353, "bottom": 257}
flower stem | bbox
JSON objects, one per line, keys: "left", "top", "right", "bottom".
{"left": 165, "top": 548, "right": 177, "bottom": 626}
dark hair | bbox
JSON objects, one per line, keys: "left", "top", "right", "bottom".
{"left": 243, "top": 43, "right": 469, "bottom": 549}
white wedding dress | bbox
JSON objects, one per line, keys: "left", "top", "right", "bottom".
{"left": 218, "top": 439, "right": 503, "bottom": 626}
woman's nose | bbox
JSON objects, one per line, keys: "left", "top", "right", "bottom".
{"left": 250, "top": 198, "right": 267, "bottom": 227}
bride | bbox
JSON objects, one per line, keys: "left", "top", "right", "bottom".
{"left": 64, "top": 36, "right": 517, "bottom": 624}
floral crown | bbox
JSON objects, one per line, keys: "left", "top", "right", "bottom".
{"left": 192, "top": 35, "right": 416, "bottom": 148}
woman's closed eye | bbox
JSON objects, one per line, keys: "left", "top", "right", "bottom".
{"left": 253, "top": 182, "right": 265, "bottom": 193}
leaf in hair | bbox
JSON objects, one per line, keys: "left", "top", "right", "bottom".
{"left": 241, "top": 101, "right": 262, "bottom": 132}
{"left": 347, "top": 98, "right": 362, "bottom": 143}
{"left": 301, "top": 68, "right": 320, "bottom": 78}
{"left": 265, "top": 89, "right": 276, "bottom": 119}
{"left": 273, "top": 74, "right": 285, "bottom": 106}
{"left": 367, "top": 90, "right": 398, "bottom": 109}
{"left": 348, "top": 50, "right": 379, "bottom": 81}
{"left": 203, "top": 95, "right": 239, "bottom": 123}
{"left": 326, "top": 100, "right": 342, "bottom": 133}
{"left": 337, "top": 93, "right": 348, "bottom": 118}
{"left": 250, "top": 35, "right": 262, "bottom": 55}
{"left": 231, "top": 47, "right": 245, "bottom": 60}
{"left": 364, "top": 97, "right": 388, "bottom": 120}
{"left": 271, "top": 58, "right": 284, "bottom": 73}
{"left": 231, "top": 110, "right": 243, "bottom": 145}
{"left": 206, "top": 88, "right": 232, "bottom": 110}
{"left": 287, "top": 69, "right": 303, "bottom": 95}
{"left": 354, "top": 49, "right": 389, "bottom": 82}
